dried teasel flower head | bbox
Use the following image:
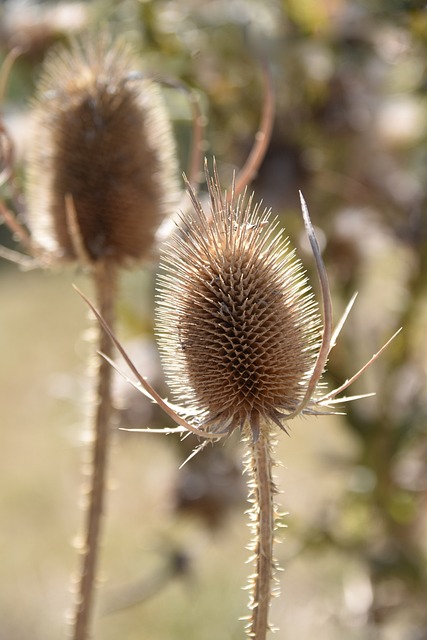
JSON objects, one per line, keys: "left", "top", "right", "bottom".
{"left": 156, "top": 165, "right": 323, "bottom": 442}
{"left": 76, "top": 162, "right": 401, "bottom": 640}
{"left": 26, "top": 34, "right": 180, "bottom": 265}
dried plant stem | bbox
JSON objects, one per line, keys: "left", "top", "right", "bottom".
{"left": 246, "top": 425, "right": 277, "bottom": 640}
{"left": 72, "top": 260, "right": 117, "bottom": 640}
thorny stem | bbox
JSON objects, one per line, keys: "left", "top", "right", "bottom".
{"left": 71, "top": 260, "right": 117, "bottom": 640}
{"left": 246, "top": 425, "right": 277, "bottom": 640}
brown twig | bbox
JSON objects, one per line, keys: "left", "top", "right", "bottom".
{"left": 233, "top": 63, "right": 275, "bottom": 198}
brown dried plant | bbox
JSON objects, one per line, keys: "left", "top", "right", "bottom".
{"left": 81, "top": 162, "right": 399, "bottom": 639}
{"left": 0, "top": 35, "right": 274, "bottom": 640}
{"left": 16, "top": 34, "right": 180, "bottom": 640}
{"left": 0, "top": 34, "right": 180, "bottom": 640}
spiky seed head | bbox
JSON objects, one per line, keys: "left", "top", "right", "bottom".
{"left": 26, "top": 34, "right": 179, "bottom": 265}
{"left": 156, "top": 170, "right": 322, "bottom": 442}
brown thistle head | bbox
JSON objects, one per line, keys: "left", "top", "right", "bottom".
{"left": 156, "top": 167, "right": 323, "bottom": 442}
{"left": 26, "top": 34, "right": 179, "bottom": 265}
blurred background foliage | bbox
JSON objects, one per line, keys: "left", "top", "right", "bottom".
{"left": 0, "top": 0, "right": 426, "bottom": 639}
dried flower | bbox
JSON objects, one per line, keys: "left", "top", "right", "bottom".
{"left": 26, "top": 34, "right": 179, "bottom": 265}
{"left": 154, "top": 165, "right": 325, "bottom": 638}
{"left": 157, "top": 166, "right": 322, "bottom": 442}
{"left": 18, "top": 33, "right": 182, "bottom": 640}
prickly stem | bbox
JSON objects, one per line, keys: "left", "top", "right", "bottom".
{"left": 245, "top": 423, "right": 278, "bottom": 639}
{"left": 71, "top": 260, "right": 117, "bottom": 640}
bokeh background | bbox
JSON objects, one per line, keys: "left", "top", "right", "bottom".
{"left": 1, "top": 1, "right": 426, "bottom": 639}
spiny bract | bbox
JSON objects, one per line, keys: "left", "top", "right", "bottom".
{"left": 157, "top": 170, "right": 322, "bottom": 442}
{"left": 26, "top": 34, "right": 179, "bottom": 265}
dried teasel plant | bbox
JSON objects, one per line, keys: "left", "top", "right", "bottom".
{"left": 1, "top": 35, "right": 182, "bottom": 640}
{"left": 81, "top": 162, "right": 400, "bottom": 639}
{"left": 0, "top": 36, "right": 274, "bottom": 640}
{"left": 16, "top": 34, "right": 181, "bottom": 640}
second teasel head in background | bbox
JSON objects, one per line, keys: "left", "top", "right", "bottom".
{"left": 26, "top": 33, "right": 180, "bottom": 267}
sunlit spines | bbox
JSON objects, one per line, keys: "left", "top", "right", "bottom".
{"left": 156, "top": 167, "right": 322, "bottom": 442}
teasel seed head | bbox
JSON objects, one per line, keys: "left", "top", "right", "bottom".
{"left": 26, "top": 34, "right": 179, "bottom": 265}
{"left": 157, "top": 166, "right": 323, "bottom": 442}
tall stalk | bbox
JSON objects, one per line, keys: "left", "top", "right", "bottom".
{"left": 245, "top": 426, "right": 277, "bottom": 640}
{"left": 72, "top": 260, "right": 117, "bottom": 640}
